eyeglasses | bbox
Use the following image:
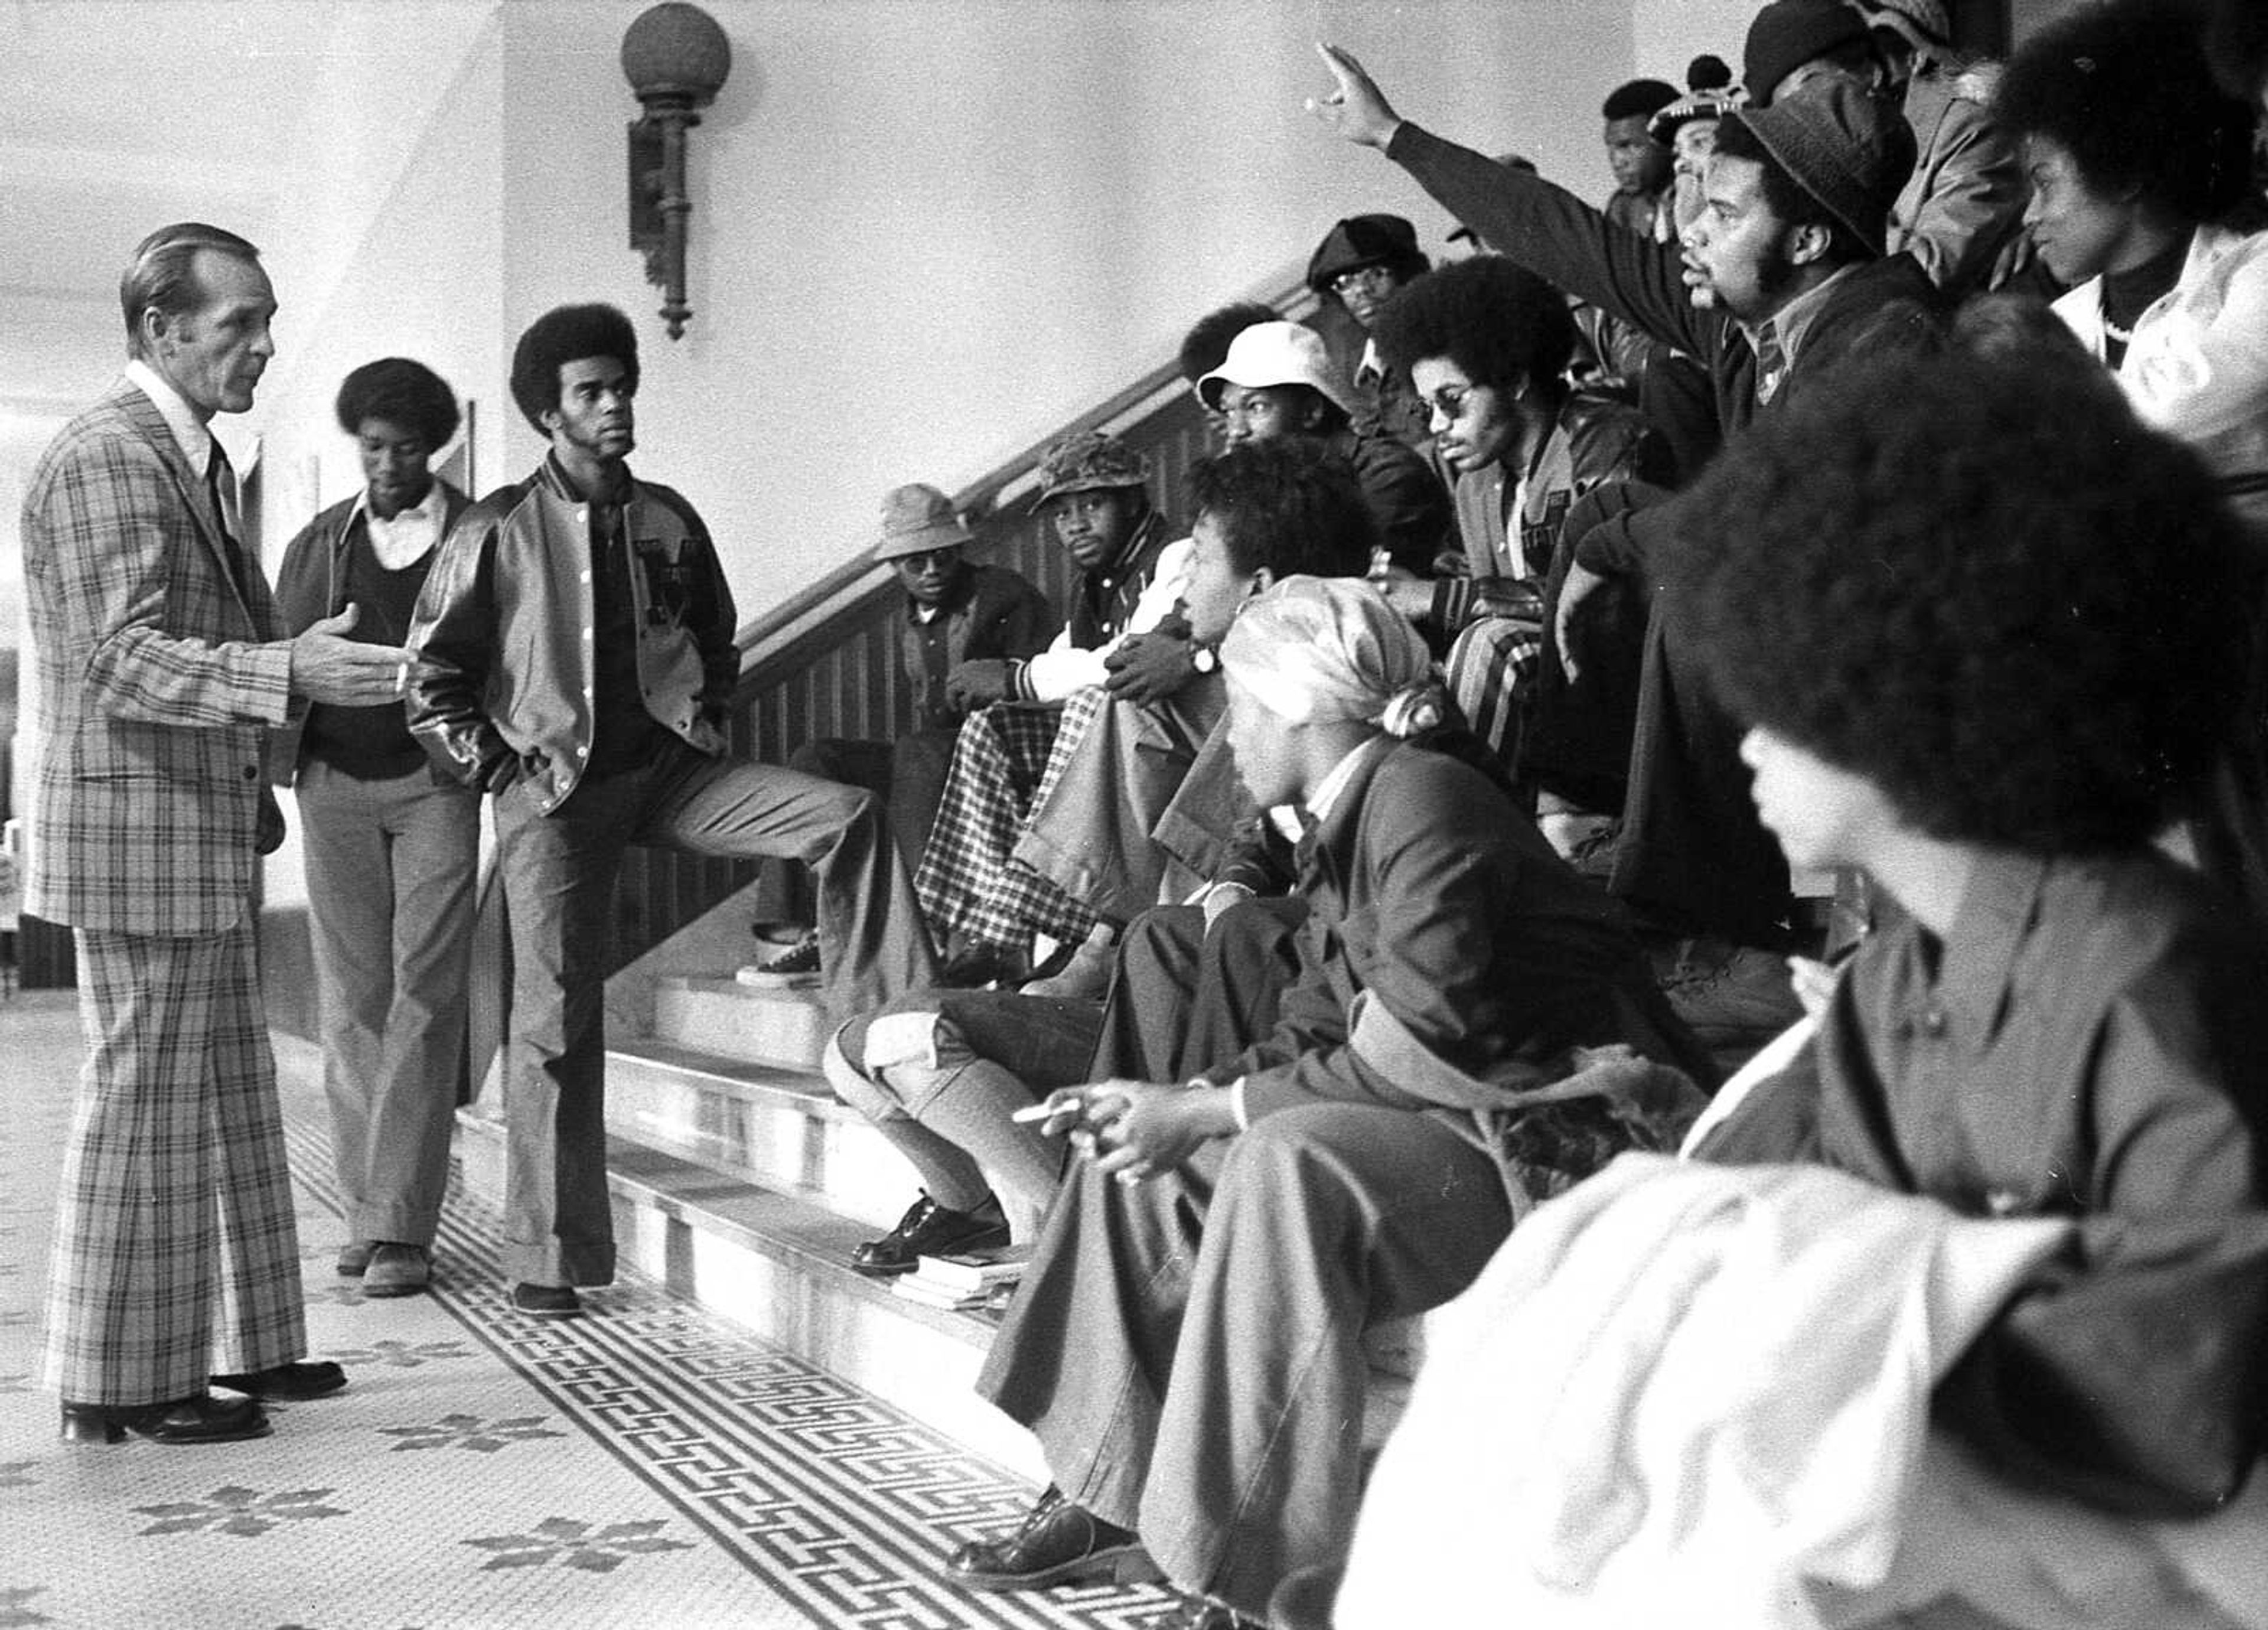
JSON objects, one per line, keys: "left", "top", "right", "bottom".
{"left": 1329, "top": 265, "right": 1398, "bottom": 297}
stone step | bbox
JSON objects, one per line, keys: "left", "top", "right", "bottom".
{"left": 605, "top": 1035, "right": 914, "bottom": 1232}
{"left": 453, "top": 1102, "right": 1048, "bottom": 1480}
{"left": 653, "top": 974, "right": 829, "bottom": 1071}
{"left": 455, "top": 1104, "right": 1415, "bottom": 1484}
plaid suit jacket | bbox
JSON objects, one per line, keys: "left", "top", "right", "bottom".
{"left": 21, "top": 379, "right": 295, "bottom": 933}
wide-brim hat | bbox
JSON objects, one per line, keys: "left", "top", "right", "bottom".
{"left": 1744, "top": 0, "right": 1873, "bottom": 105}
{"left": 875, "top": 482, "right": 974, "bottom": 560}
{"left": 1196, "top": 321, "right": 1357, "bottom": 418}
{"left": 1305, "top": 214, "right": 1428, "bottom": 292}
{"left": 1729, "top": 80, "right": 1916, "bottom": 257}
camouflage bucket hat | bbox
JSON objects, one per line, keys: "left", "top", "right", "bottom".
{"left": 1033, "top": 431, "right": 1151, "bottom": 503}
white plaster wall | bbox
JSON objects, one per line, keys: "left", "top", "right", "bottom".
{"left": 463, "top": 0, "right": 1647, "bottom": 614}
{"left": 1632, "top": 0, "right": 1759, "bottom": 87}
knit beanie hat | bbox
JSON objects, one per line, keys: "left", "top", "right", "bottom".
{"left": 1727, "top": 80, "right": 1916, "bottom": 256}
{"left": 1744, "top": 0, "right": 1873, "bottom": 105}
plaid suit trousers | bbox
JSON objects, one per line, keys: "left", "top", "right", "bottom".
{"left": 43, "top": 918, "right": 307, "bottom": 1404}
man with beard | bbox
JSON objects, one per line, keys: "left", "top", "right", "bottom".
{"left": 407, "top": 303, "right": 937, "bottom": 1319}
{"left": 1309, "top": 45, "right": 1938, "bottom": 1052}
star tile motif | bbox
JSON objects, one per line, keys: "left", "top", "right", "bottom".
{"left": 378, "top": 1413, "right": 566, "bottom": 1453}
{"left": 133, "top": 1486, "right": 350, "bottom": 1540}
{"left": 323, "top": 1338, "right": 471, "bottom": 1368}
{"left": 462, "top": 1517, "right": 692, "bottom": 1574}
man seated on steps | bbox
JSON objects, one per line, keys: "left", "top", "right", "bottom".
{"left": 910, "top": 430, "right": 1190, "bottom": 986}
{"left": 985, "top": 318, "right": 1460, "bottom": 984}
{"left": 821, "top": 440, "right": 1383, "bottom": 1276}
{"left": 741, "top": 483, "right": 1056, "bottom": 984}
{"left": 1309, "top": 43, "right": 1943, "bottom": 1057}
{"left": 935, "top": 578, "right": 1704, "bottom": 1630}
{"left": 1365, "top": 253, "right": 1667, "bottom": 814}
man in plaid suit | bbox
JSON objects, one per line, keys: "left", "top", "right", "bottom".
{"left": 24, "top": 223, "right": 411, "bottom": 1445}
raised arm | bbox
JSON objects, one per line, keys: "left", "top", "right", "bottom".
{"left": 1309, "top": 42, "right": 1722, "bottom": 363}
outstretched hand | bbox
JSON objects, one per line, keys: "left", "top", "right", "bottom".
{"left": 289, "top": 605, "right": 414, "bottom": 707}
{"left": 1306, "top": 42, "right": 1404, "bottom": 149}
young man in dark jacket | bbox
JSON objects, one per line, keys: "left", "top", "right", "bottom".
{"left": 406, "top": 304, "right": 937, "bottom": 1319}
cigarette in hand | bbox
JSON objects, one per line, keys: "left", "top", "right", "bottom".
{"left": 395, "top": 661, "right": 409, "bottom": 695}
{"left": 1011, "top": 1101, "right": 1060, "bottom": 1124}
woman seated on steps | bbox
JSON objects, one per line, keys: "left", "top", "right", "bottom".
{"left": 931, "top": 576, "right": 1704, "bottom": 1630}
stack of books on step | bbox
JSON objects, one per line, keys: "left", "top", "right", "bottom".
{"left": 892, "top": 1243, "right": 1031, "bottom": 1310}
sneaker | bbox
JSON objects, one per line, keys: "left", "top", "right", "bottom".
{"left": 335, "top": 1240, "right": 375, "bottom": 1277}
{"left": 1658, "top": 940, "right": 1804, "bottom": 1048}
{"left": 510, "top": 1282, "right": 584, "bottom": 1319}
{"left": 737, "top": 930, "right": 822, "bottom": 988}
{"left": 361, "top": 1243, "right": 431, "bottom": 1298}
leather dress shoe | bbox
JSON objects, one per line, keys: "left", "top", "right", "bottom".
{"left": 945, "top": 1484, "right": 1152, "bottom": 1592}
{"left": 850, "top": 1192, "right": 1009, "bottom": 1277}
{"left": 208, "top": 1360, "right": 348, "bottom": 1401}
{"left": 511, "top": 1282, "right": 584, "bottom": 1318}
{"left": 60, "top": 1391, "right": 271, "bottom": 1446}
{"left": 336, "top": 1240, "right": 375, "bottom": 1276}
{"left": 361, "top": 1243, "right": 431, "bottom": 1298}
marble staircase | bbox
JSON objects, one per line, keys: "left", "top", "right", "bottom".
{"left": 452, "top": 971, "right": 1415, "bottom": 1486}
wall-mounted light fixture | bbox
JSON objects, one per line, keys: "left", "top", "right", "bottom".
{"left": 623, "top": 2, "right": 731, "bottom": 340}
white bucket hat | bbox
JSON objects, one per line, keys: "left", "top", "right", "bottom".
{"left": 1197, "top": 321, "right": 1357, "bottom": 419}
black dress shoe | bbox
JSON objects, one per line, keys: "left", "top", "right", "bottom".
{"left": 510, "top": 1282, "right": 584, "bottom": 1318}
{"left": 850, "top": 1192, "right": 1010, "bottom": 1277}
{"left": 945, "top": 1484, "right": 1152, "bottom": 1592}
{"left": 60, "top": 1391, "right": 271, "bottom": 1446}
{"left": 208, "top": 1360, "right": 347, "bottom": 1401}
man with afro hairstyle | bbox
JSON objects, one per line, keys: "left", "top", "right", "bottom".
{"left": 407, "top": 303, "right": 937, "bottom": 1319}
{"left": 1685, "top": 313, "right": 2268, "bottom": 1515}
{"left": 1370, "top": 254, "right": 1666, "bottom": 820}
{"left": 273, "top": 358, "right": 477, "bottom": 1299}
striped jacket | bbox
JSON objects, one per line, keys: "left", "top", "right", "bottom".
{"left": 20, "top": 379, "right": 295, "bottom": 934}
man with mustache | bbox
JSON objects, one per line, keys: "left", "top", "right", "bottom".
{"left": 406, "top": 303, "right": 938, "bottom": 1321}
{"left": 1312, "top": 47, "right": 1938, "bottom": 1051}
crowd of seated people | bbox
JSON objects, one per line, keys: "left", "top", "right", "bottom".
{"left": 122, "top": 0, "right": 2268, "bottom": 1615}
{"left": 782, "top": 2, "right": 2268, "bottom": 1626}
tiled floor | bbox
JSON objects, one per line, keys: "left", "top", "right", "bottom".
{"left": 0, "top": 989, "right": 1173, "bottom": 1629}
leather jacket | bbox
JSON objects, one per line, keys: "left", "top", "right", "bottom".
{"left": 406, "top": 456, "right": 735, "bottom": 814}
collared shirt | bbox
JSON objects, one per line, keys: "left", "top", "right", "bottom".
{"left": 1701, "top": 846, "right": 2267, "bottom": 1224}
{"left": 1744, "top": 265, "right": 1858, "bottom": 406}
{"left": 124, "top": 357, "right": 213, "bottom": 475}
{"left": 361, "top": 481, "right": 447, "bottom": 570}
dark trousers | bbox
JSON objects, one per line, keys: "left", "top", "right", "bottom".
{"left": 1611, "top": 588, "right": 1792, "bottom": 946}
{"left": 493, "top": 741, "right": 936, "bottom": 1285}
{"left": 977, "top": 1103, "right": 1513, "bottom": 1617}
{"left": 751, "top": 729, "right": 955, "bottom": 930}
{"left": 1090, "top": 898, "right": 1308, "bottom": 1082}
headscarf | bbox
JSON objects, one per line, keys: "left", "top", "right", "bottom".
{"left": 1220, "top": 576, "right": 1445, "bottom": 738}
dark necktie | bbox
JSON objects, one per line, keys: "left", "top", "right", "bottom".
{"left": 204, "top": 442, "right": 250, "bottom": 598}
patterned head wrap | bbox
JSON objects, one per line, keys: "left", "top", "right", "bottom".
{"left": 1220, "top": 576, "right": 1445, "bottom": 737}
